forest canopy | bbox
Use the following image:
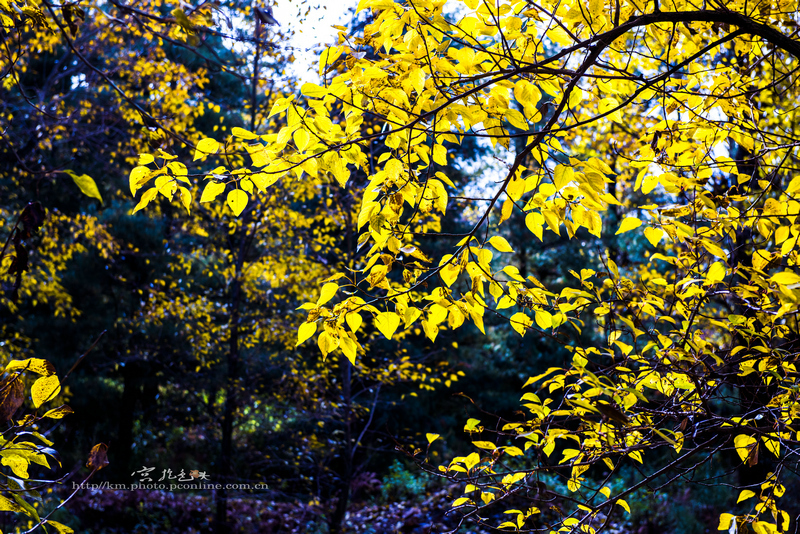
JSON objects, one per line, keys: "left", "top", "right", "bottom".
{"left": 3, "top": 0, "right": 800, "bottom": 532}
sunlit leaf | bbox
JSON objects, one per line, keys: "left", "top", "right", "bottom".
{"left": 375, "top": 312, "right": 400, "bottom": 339}
{"left": 226, "top": 189, "right": 248, "bottom": 216}
{"left": 31, "top": 375, "right": 60, "bottom": 408}
{"left": 615, "top": 217, "right": 641, "bottom": 235}
{"left": 64, "top": 170, "right": 103, "bottom": 204}
{"left": 296, "top": 322, "right": 317, "bottom": 346}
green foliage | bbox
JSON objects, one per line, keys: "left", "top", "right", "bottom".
{"left": 380, "top": 460, "right": 427, "bottom": 503}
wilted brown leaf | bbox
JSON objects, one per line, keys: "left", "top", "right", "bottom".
{"left": 86, "top": 443, "right": 109, "bottom": 471}
{"left": 747, "top": 442, "right": 759, "bottom": 468}
{"left": 0, "top": 376, "right": 24, "bottom": 423}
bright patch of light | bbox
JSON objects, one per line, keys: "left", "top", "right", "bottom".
{"left": 272, "top": 0, "right": 357, "bottom": 84}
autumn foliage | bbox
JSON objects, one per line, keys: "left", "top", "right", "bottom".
{"left": 127, "top": 0, "right": 800, "bottom": 531}
{"left": 3, "top": 0, "right": 800, "bottom": 531}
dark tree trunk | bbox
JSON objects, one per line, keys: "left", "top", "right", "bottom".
{"left": 329, "top": 361, "right": 353, "bottom": 534}
{"left": 213, "top": 19, "right": 262, "bottom": 534}
{"left": 115, "top": 362, "right": 142, "bottom": 480}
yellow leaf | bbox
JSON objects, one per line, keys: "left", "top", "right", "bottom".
{"left": 317, "top": 283, "right": 338, "bottom": 306}
{"left": 179, "top": 187, "right": 192, "bottom": 213}
{"left": 752, "top": 249, "right": 771, "bottom": 271}
{"left": 702, "top": 240, "right": 727, "bottom": 260}
{"left": 706, "top": 261, "right": 727, "bottom": 283}
{"left": 465, "top": 419, "right": 482, "bottom": 433}
{"left": 293, "top": 129, "right": 310, "bottom": 151}
{"left": 764, "top": 198, "right": 782, "bottom": 216}
{"left": 507, "top": 177, "right": 526, "bottom": 201}
{"left": 525, "top": 212, "right": 544, "bottom": 240}
{"left": 473, "top": 441, "right": 496, "bottom": 450}
{"left": 771, "top": 271, "right": 800, "bottom": 286}
{"left": 440, "top": 263, "right": 461, "bottom": 287}
{"left": 317, "top": 331, "right": 338, "bottom": 357}
{"left": 553, "top": 164, "right": 574, "bottom": 190}
{"left": 534, "top": 310, "right": 552, "bottom": 330}
{"left": 428, "top": 304, "right": 448, "bottom": 326}
{"left": 408, "top": 67, "right": 426, "bottom": 94}
{"left": 488, "top": 236, "right": 514, "bottom": 252}
{"left": 586, "top": 211, "right": 602, "bottom": 237}
{"left": 617, "top": 499, "right": 630, "bottom": 514}
{"left": 346, "top": 313, "right": 363, "bottom": 332}
{"left": 132, "top": 188, "right": 157, "bottom": 214}
{"left": 752, "top": 521, "right": 778, "bottom": 534}
{"left": 505, "top": 446, "right": 523, "bottom": 456}
{"left": 761, "top": 435, "right": 780, "bottom": 458}
{"left": 31, "top": 375, "right": 60, "bottom": 408}
{"left": 319, "top": 46, "right": 342, "bottom": 77}
{"left": 464, "top": 451, "right": 481, "bottom": 469}
{"left": 787, "top": 176, "right": 800, "bottom": 194}
{"left": 129, "top": 166, "right": 149, "bottom": 195}
{"left": 0, "top": 494, "right": 22, "bottom": 512}
{"left": 674, "top": 431, "right": 684, "bottom": 454}
{"left": 428, "top": 179, "right": 448, "bottom": 213}
{"left": 433, "top": 144, "right": 447, "bottom": 165}
{"left": 296, "top": 322, "right": 317, "bottom": 346}
{"left": 737, "top": 490, "right": 755, "bottom": 503}
{"left": 193, "top": 138, "right": 220, "bottom": 160}
{"left": 268, "top": 98, "right": 292, "bottom": 117}
{"left": 5, "top": 358, "right": 55, "bottom": 376}
{"left": 340, "top": 335, "right": 357, "bottom": 365}
{"left": 65, "top": 170, "right": 103, "bottom": 204}
{"left": 643, "top": 227, "right": 664, "bottom": 247}
{"left": 226, "top": 189, "right": 248, "bottom": 216}
{"left": 1, "top": 455, "right": 28, "bottom": 478}
{"left": 375, "top": 312, "right": 400, "bottom": 339}
{"left": 500, "top": 198, "right": 513, "bottom": 224}
{"left": 155, "top": 174, "right": 177, "bottom": 200}
{"left": 250, "top": 172, "right": 281, "bottom": 192}
{"left": 231, "top": 127, "right": 258, "bottom": 140}
{"left": 362, "top": 67, "right": 387, "bottom": 79}
{"left": 599, "top": 97, "right": 623, "bottom": 123}
{"left": 505, "top": 108, "right": 528, "bottom": 130}
{"left": 509, "top": 312, "right": 531, "bottom": 336}
{"left": 200, "top": 181, "right": 226, "bottom": 203}
{"left": 42, "top": 405, "right": 73, "bottom": 419}
{"left": 560, "top": 449, "right": 580, "bottom": 464}
{"left": 733, "top": 434, "right": 757, "bottom": 463}
{"left": 422, "top": 320, "right": 439, "bottom": 342}
{"left": 46, "top": 521, "right": 74, "bottom": 534}
{"left": 426, "top": 433, "right": 440, "bottom": 444}
{"left": 301, "top": 82, "right": 328, "bottom": 98}
{"left": 615, "top": 217, "right": 642, "bottom": 235}
{"left": 404, "top": 307, "right": 422, "bottom": 328}
{"left": 718, "top": 513, "right": 736, "bottom": 530}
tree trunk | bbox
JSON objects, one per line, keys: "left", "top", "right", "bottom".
{"left": 213, "top": 19, "right": 262, "bottom": 534}
{"left": 329, "top": 361, "right": 353, "bottom": 534}
{"left": 115, "top": 362, "right": 141, "bottom": 480}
